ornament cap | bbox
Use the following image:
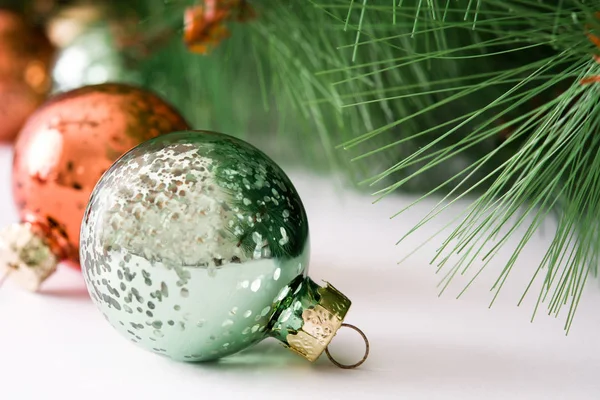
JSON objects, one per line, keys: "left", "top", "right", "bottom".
{"left": 269, "top": 277, "right": 353, "bottom": 363}
{"left": 0, "top": 223, "right": 58, "bottom": 292}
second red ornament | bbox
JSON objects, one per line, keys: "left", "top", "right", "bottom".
{"left": 0, "top": 9, "right": 55, "bottom": 142}
{"left": 0, "top": 83, "right": 189, "bottom": 291}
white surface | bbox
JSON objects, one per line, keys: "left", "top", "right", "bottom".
{"left": 1, "top": 143, "right": 600, "bottom": 400}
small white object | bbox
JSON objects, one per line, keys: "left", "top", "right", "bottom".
{"left": 0, "top": 223, "right": 58, "bottom": 292}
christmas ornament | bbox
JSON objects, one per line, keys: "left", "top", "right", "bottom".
{"left": 80, "top": 130, "right": 368, "bottom": 368}
{"left": 0, "top": 83, "right": 189, "bottom": 291}
{"left": 0, "top": 9, "right": 54, "bottom": 142}
{"left": 581, "top": 12, "right": 600, "bottom": 85}
{"left": 48, "top": 5, "right": 141, "bottom": 93}
{"left": 184, "top": 0, "right": 255, "bottom": 55}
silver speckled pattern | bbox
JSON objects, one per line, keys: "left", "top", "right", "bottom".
{"left": 80, "top": 131, "right": 310, "bottom": 361}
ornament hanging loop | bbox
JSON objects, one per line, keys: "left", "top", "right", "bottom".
{"left": 325, "top": 323, "right": 369, "bottom": 369}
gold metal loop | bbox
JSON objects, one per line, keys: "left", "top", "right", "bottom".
{"left": 325, "top": 323, "right": 369, "bottom": 369}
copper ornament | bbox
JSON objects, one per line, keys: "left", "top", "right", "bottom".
{"left": 581, "top": 12, "right": 600, "bottom": 85}
{"left": 0, "top": 9, "right": 55, "bottom": 142}
{"left": 0, "top": 83, "right": 189, "bottom": 291}
{"left": 184, "top": 0, "right": 255, "bottom": 55}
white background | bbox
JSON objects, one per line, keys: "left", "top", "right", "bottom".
{"left": 1, "top": 143, "right": 600, "bottom": 400}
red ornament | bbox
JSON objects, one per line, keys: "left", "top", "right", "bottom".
{"left": 0, "top": 9, "right": 55, "bottom": 142}
{"left": 184, "top": 0, "right": 255, "bottom": 55}
{"left": 581, "top": 12, "right": 600, "bottom": 85}
{"left": 0, "top": 83, "right": 189, "bottom": 291}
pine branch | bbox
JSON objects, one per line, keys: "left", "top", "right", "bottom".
{"left": 329, "top": 0, "right": 599, "bottom": 329}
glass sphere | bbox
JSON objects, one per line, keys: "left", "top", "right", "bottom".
{"left": 51, "top": 19, "right": 141, "bottom": 93}
{"left": 80, "top": 131, "right": 310, "bottom": 361}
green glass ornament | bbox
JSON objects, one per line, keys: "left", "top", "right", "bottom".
{"left": 80, "top": 131, "right": 368, "bottom": 367}
{"left": 50, "top": 9, "right": 141, "bottom": 93}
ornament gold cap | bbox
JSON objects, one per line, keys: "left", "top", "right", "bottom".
{"left": 285, "top": 282, "right": 350, "bottom": 362}
{"left": 0, "top": 223, "right": 58, "bottom": 292}
{"left": 270, "top": 277, "right": 368, "bottom": 368}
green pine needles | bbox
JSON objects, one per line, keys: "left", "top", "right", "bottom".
{"left": 324, "top": 0, "right": 600, "bottom": 331}
{"left": 29, "top": 0, "right": 600, "bottom": 330}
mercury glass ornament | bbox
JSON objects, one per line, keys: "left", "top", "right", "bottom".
{"left": 80, "top": 131, "right": 367, "bottom": 366}
{"left": 0, "top": 83, "right": 188, "bottom": 291}
{"left": 48, "top": 5, "right": 141, "bottom": 93}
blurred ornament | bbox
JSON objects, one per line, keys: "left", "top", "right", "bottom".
{"left": 0, "top": 83, "right": 189, "bottom": 291}
{"left": 184, "top": 0, "right": 255, "bottom": 55}
{"left": 0, "top": 9, "right": 55, "bottom": 142}
{"left": 29, "top": 0, "right": 58, "bottom": 18}
{"left": 0, "top": 80, "right": 48, "bottom": 143}
{"left": 46, "top": 3, "right": 104, "bottom": 47}
{"left": 581, "top": 12, "right": 600, "bottom": 85}
{"left": 48, "top": 4, "right": 141, "bottom": 93}
{"left": 80, "top": 130, "right": 368, "bottom": 368}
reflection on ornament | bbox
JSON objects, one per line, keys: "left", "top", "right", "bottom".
{"left": 80, "top": 131, "right": 368, "bottom": 368}
{"left": 0, "top": 9, "right": 54, "bottom": 142}
{"left": 0, "top": 83, "right": 189, "bottom": 291}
